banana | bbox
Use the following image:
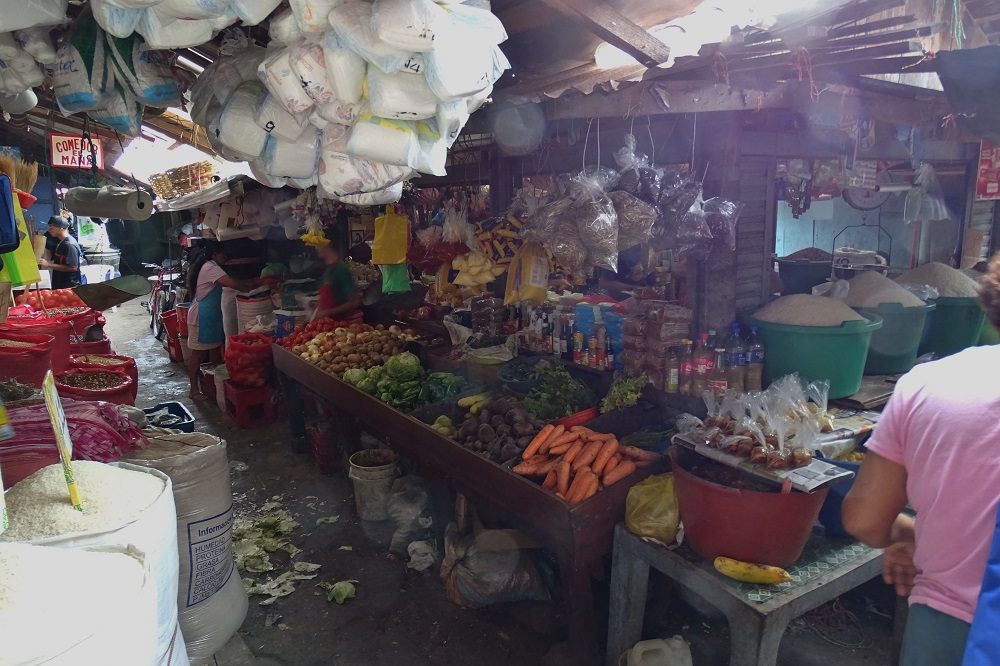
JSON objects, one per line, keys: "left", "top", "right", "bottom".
{"left": 469, "top": 399, "right": 488, "bottom": 415}
{"left": 457, "top": 393, "right": 490, "bottom": 408}
{"left": 713, "top": 557, "right": 792, "bottom": 585}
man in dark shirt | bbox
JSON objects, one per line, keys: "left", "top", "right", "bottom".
{"left": 39, "top": 216, "right": 81, "bottom": 288}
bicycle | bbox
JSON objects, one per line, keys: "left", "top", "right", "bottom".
{"left": 141, "top": 261, "right": 182, "bottom": 340}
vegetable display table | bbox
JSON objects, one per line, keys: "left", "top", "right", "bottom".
{"left": 606, "top": 524, "right": 885, "bottom": 666}
{"left": 274, "top": 344, "right": 664, "bottom": 663}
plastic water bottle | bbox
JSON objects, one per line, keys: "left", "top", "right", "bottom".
{"left": 746, "top": 326, "right": 765, "bottom": 392}
{"left": 725, "top": 322, "right": 746, "bottom": 393}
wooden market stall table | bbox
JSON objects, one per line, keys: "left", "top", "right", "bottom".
{"left": 605, "top": 524, "right": 885, "bottom": 666}
{"left": 273, "top": 344, "right": 664, "bottom": 662}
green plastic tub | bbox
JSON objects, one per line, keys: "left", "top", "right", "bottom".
{"left": 750, "top": 315, "right": 883, "bottom": 399}
{"left": 855, "top": 302, "right": 935, "bottom": 375}
{"left": 776, "top": 258, "right": 833, "bottom": 295}
{"left": 980, "top": 320, "right": 999, "bottom": 346}
{"left": 919, "top": 297, "right": 986, "bottom": 358}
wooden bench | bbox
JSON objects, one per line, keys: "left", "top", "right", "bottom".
{"left": 606, "top": 524, "right": 885, "bottom": 666}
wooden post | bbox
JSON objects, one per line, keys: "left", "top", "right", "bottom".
{"left": 0, "top": 281, "right": 11, "bottom": 323}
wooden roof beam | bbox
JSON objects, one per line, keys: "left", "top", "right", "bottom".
{"left": 535, "top": 0, "right": 672, "bottom": 67}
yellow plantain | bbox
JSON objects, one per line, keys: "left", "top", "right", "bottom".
{"left": 457, "top": 393, "right": 490, "bottom": 408}
{"left": 713, "top": 556, "right": 792, "bottom": 585}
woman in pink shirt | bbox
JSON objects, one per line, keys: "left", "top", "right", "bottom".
{"left": 844, "top": 253, "right": 1000, "bottom": 665}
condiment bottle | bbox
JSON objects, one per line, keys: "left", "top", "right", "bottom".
{"left": 665, "top": 347, "right": 681, "bottom": 394}
{"left": 605, "top": 337, "right": 614, "bottom": 371}
{"left": 725, "top": 322, "right": 746, "bottom": 393}
{"left": 746, "top": 326, "right": 765, "bottom": 392}
{"left": 691, "top": 333, "right": 711, "bottom": 396}
{"left": 574, "top": 329, "right": 584, "bottom": 364}
{"left": 678, "top": 339, "right": 694, "bottom": 395}
{"left": 707, "top": 348, "right": 728, "bottom": 396}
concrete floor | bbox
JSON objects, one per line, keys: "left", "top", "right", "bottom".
{"left": 105, "top": 302, "right": 899, "bottom": 666}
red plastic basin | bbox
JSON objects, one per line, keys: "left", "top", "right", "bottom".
{"left": 670, "top": 446, "right": 828, "bottom": 567}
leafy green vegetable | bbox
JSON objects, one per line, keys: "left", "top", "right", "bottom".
{"left": 318, "top": 580, "right": 358, "bottom": 604}
{"left": 600, "top": 373, "right": 648, "bottom": 414}
{"left": 384, "top": 352, "right": 422, "bottom": 380}
{"left": 342, "top": 368, "right": 366, "bottom": 386}
{"left": 523, "top": 363, "right": 594, "bottom": 421}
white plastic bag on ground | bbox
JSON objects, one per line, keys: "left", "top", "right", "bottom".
{"left": 321, "top": 30, "right": 365, "bottom": 103}
{"left": 290, "top": 0, "right": 342, "bottom": 36}
{"left": 255, "top": 92, "right": 310, "bottom": 141}
{"left": 320, "top": 123, "right": 410, "bottom": 196}
{"left": 15, "top": 26, "right": 58, "bottom": 64}
{"left": 346, "top": 110, "right": 419, "bottom": 168}
{"left": 425, "top": 39, "right": 508, "bottom": 101}
{"left": 367, "top": 67, "right": 438, "bottom": 120}
{"left": 154, "top": 0, "right": 230, "bottom": 20}
{"left": 231, "top": 0, "right": 283, "bottom": 25}
{"left": 328, "top": 2, "right": 414, "bottom": 74}
{"left": 258, "top": 47, "right": 314, "bottom": 114}
{"left": 291, "top": 44, "right": 335, "bottom": 104}
{"left": 124, "top": 433, "right": 249, "bottom": 663}
{"left": 316, "top": 99, "right": 360, "bottom": 126}
{"left": 263, "top": 128, "right": 321, "bottom": 179}
{"left": 216, "top": 81, "right": 268, "bottom": 159}
{"left": 0, "top": 0, "right": 68, "bottom": 32}
{"left": 371, "top": 0, "right": 448, "bottom": 52}
{"left": 138, "top": 7, "right": 214, "bottom": 49}
{"left": 268, "top": 7, "right": 304, "bottom": 44}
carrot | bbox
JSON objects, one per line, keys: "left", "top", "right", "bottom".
{"left": 548, "top": 431, "right": 579, "bottom": 449}
{"left": 586, "top": 432, "right": 617, "bottom": 442}
{"left": 572, "top": 441, "right": 603, "bottom": 471}
{"left": 522, "top": 424, "right": 554, "bottom": 460}
{"left": 562, "top": 440, "right": 585, "bottom": 464}
{"left": 548, "top": 442, "right": 572, "bottom": 456}
{"left": 603, "top": 454, "right": 622, "bottom": 476}
{"left": 603, "top": 460, "right": 636, "bottom": 486}
{"left": 542, "top": 468, "right": 557, "bottom": 490}
{"left": 538, "top": 425, "right": 566, "bottom": 455}
{"left": 565, "top": 470, "right": 591, "bottom": 503}
{"left": 621, "top": 445, "right": 661, "bottom": 462}
{"left": 570, "top": 426, "right": 595, "bottom": 436}
{"left": 525, "top": 454, "right": 549, "bottom": 465}
{"left": 573, "top": 474, "right": 600, "bottom": 504}
{"left": 590, "top": 438, "right": 620, "bottom": 476}
{"left": 556, "top": 460, "right": 571, "bottom": 496}
{"left": 512, "top": 459, "right": 557, "bottom": 476}
{"left": 570, "top": 471, "right": 599, "bottom": 505}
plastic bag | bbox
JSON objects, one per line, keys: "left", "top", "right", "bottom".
{"left": 372, "top": 205, "right": 410, "bottom": 264}
{"left": 346, "top": 111, "right": 420, "bottom": 169}
{"left": 90, "top": 0, "right": 144, "bottom": 38}
{"left": 0, "top": 0, "right": 68, "bottom": 32}
{"left": 255, "top": 93, "right": 310, "bottom": 142}
{"left": 503, "top": 241, "right": 549, "bottom": 306}
{"left": 291, "top": 44, "right": 336, "bottom": 105}
{"left": 105, "top": 34, "right": 181, "bottom": 107}
{"left": 386, "top": 476, "right": 435, "bottom": 554}
{"left": 321, "top": 31, "right": 365, "bottom": 104}
{"left": 674, "top": 196, "right": 713, "bottom": 258}
{"left": 440, "top": 523, "right": 549, "bottom": 609}
{"left": 51, "top": 12, "right": 112, "bottom": 114}
{"left": 258, "top": 47, "right": 315, "bottom": 115}
{"left": 337, "top": 183, "right": 404, "bottom": 205}
{"left": 224, "top": 332, "right": 273, "bottom": 387}
{"left": 625, "top": 473, "right": 679, "bottom": 545}
{"left": 905, "top": 162, "right": 951, "bottom": 223}
{"left": 231, "top": 0, "right": 282, "bottom": 26}
{"left": 268, "top": 8, "right": 304, "bottom": 45}
{"left": 88, "top": 82, "right": 143, "bottom": 136}
{"left": 15, "top": 27, "right": 58, "bottom": 64}
{"left": 572, "top": 171, "right": 619, "bottom": 272}
{"left": 609, "top": 190, "right": 657, "bottom": 252}
{"left": 371, "top": 0, "right": 447, "bottom": 53}
{"left": 703, "top": 197, "right": 744, "bottom": 252}
{"left": 329, "top": 2, "right": 414, "bottom": 75}
{"left": 367, "top": 67, "right": 438, "bottom": 120}
{"left": 381, "top": 263, "right": 411, "bottom": 293}
{"left": 289, "top": 0, "right": 341, "bottom": 36}
{"left": 318, "top": 124, "right": 410, "bottom": 197}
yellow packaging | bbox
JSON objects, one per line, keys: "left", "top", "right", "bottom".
{"left": 504, "top": 242, "right": 549, "bottom": 306}
{"left": 0, "top": 182, "right": 41, "bottom": 286}
{"left": 371, "top": 206, "right": 409, "bottom": 265}
{"left": 625, "top": 473, "right": 679, "bottom": 545}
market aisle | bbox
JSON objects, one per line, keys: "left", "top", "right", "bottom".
{"left": 104, "top": 303, "right": 558, "bottom": 666}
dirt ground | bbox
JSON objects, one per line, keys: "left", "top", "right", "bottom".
{"left": 105, "top": 302, "right": 900, "bottom": 666}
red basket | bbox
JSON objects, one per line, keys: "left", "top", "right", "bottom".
{"left": 0, "top": 331, "right": 54, "bottom": 387}
{"left": 55, "top": 368, "right": 135, "bottom": 406}
{"left": 0, "top": 317, "right": 72, "bottom": 372}
{"left": 160, "top": 309, "right": 180, "bottom": 338}
{"left": 71, "top": 354, "right": 138, "bottom": 400}
{"left": 69, "top": 335, "right": 113, "bottom": 356}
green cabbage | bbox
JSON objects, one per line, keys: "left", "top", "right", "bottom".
{"left": 342, "top": 368, "right": 366, "bottom": 386}
{"left": 384, "top": 352, "right": 423, "bottom": 380}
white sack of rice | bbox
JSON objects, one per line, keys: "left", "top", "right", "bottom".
{"left": 844, "top": 271, "right": 926, "bottom": 308}
{"left": 0, "top": 543, "right": 157, "bottom": 665}
{"left": 896, "top": 261, "right": 980, "bottom": 298}
{"left": 754, "top": 294, "right": 867, "bottom": 327}
{"left": 0, "top": 460, "right": 164, "bottom": 541}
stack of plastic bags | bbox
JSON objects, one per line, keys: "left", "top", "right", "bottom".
{"left": 190, "top": 0, "right": 509, "bottom": 203}
{"left": 46, "top": 9, "right": 183, "bottom": 135}
{"left": 0, "top": 1, "right": 66, "bottom": 104}
{"left": 90, "top": 0, "right": 281, "bottom": 48}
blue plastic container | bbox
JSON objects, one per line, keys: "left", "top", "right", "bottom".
{"left": 817, "top": 458, "right": 862, "bottom": 538}
{"left": 143, "top": 401, "right": 196, "bottom": 432}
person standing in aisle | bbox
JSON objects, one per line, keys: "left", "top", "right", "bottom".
{"left": 38, "top": 215, "right": 81, "bottom": 288}
{"left": 186, "top": 241, "right": 267, "bottom": 399}
{"left": 843, "top": 252, "right": 1000, "bottom": 666}
{"left": 313, "top": 233, "right": 361, "bottom": 322}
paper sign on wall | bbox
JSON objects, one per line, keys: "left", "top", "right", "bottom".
{"left": 976, "top": 139, "right": 1000, "bottom": 201}
{"left": 49, "top": 132, "right": 104, "bottom": 170}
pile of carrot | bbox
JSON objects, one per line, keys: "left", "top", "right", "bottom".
{"left": 511, "top": 424, "right": 661, "bottom": 505}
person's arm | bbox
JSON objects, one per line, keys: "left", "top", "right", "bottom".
{"left": 314, "top": 291, "right": 361, "bottom": 320}
{"left": 842, "top": 452, "right": 910, "bottom": 547}
{"left": 217, "top": 274, "right": 266, "bottom": 293}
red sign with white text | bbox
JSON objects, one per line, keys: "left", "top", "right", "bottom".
{"left": 976, "top": 139, "right": 1000, "bottom": 201}
{"left": 49, "top": 132, "right": 104, "bottom": 170}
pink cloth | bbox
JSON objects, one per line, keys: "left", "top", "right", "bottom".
{"left": 187, "top": 260, "right": 226, "bottom": 329}
{"left": 866, "top": 346, "right": 1000, "bottom": 623}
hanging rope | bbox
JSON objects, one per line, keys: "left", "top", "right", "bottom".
{"left": 793, "top": 47, "right": 820, "bottom": 102}
{"left": 582, "top": 118, "right": 593, "bottom": 172}
{"left": 950, "top": 0, "right": 966, "bottom": 48}
{"left": 647, "top": 115, "right": 655, "bottom": 165}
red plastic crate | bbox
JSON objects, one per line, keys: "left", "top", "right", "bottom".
{"left": 165, "top": 335, "right": 184, "bottom": 363}
{"left": 223, "top": 379, "right": 275, "bottom": 429}
{"left": 306, "top": 422, "right": 338, "bottom": 474}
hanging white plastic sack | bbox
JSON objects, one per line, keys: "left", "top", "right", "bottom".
{"left": 346, "top": 111, "right": 420, "bottom": 169}
{"left": 309, "top": 108, "right": 330, "bottom": 130}
{"left": 414, "top": 119, "right": 447, "bottom": 176}
{"left": 255, "top": 92, "right": 310, "bottom": 141}
{"left": 250, "top": 159, "right": 288, "bottom": 188}
{"left": 88, "top": 82, "right": 143, "bottom": 136}
{"left": 371, "top": 0, "right": 447, "bottom": 53}
{"left": 328, "top": 2, "right": 414, "bottom": 75}
{"left": 258, "top": 47, "right": 314, "bottom": 115}
{"left": 50, "top": 17, "right": 112, "bottom": 114}
{"left": 91, "top": 0, "right": 144, "bottom": 36}
{"left": 367, "top": 67, "right": 438, "bottom": 120}
{"left": 0, "top": 36, "right": 43, "bottom": 94}
{"left": 268, "top": 8, "right": 304, "bottom": 45}
{"left": 0, "top": 0, "right": 68, "bottom": 32}
{"left": 263, "top": 128, "right": 321, "bottom": 179}
{"left": 106, "top": 33, "right": 182, "bottom": 107}
{"left": 231, "top": 0, "right": 283, "bottom": 26}
{"left": 291, "top": 44, "right": 336, "bottom": 104}
{"left": 316, "top": 99, "right": 360, "bottom": 126}
{"left": 208, "top": 7, "right": 240, "bottom": 31}
{"left": 436, "top": 98, "right": 469, "bottom": 148}
{"left": 321, "top": 30, "right": 365, "bottom": 103}
{"left": 288, "top": 174, "right": 318, "bottom": 189}
{"left": 338, "top": 182, "right": 404, "bottom": 205}
{"left": 216, "top": 81, "right": 268, "bottom": 159}
{"left": 439, "top": 2, "right": 507, "bottom": 44}
{"left": 154, "top": 0, "right": 229, "bottom": 20}
{"left": 138, "top": 7, "right": 214, "bottom": 49}
{"left": 14, "top": 27, "right": 58, "bottom": 64}
{"left": 466, "top": 82, "right": 492, "bottom": 112}
{"left": 98, "top": 0, "right": 160, "bottom": 8}
{"left": 424, "top": 39, "right": 508, "bottom": 101}
{"left": 290, "top": 0, "right": 342, "bottom": 37}
{"left": 400, "top": 53, "right": 426, "bottom": 75}
{"left": 320, "top": 123, "right": 410, "bottom": 196}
